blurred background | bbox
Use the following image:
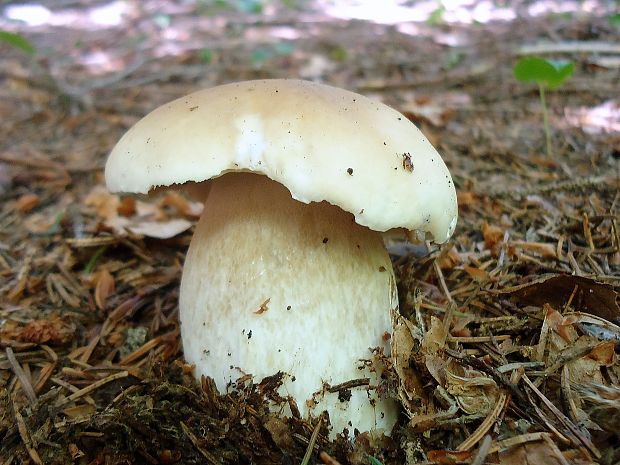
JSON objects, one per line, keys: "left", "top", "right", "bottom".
{"left": 2, "top": 0, "right": 618, "bottom": 113}
{"left": 2, "top": 0, "right": 619, "bottom": 178}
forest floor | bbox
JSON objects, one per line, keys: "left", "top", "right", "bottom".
{"left": 1, "top": 1, "right": 619, "bottom": 464}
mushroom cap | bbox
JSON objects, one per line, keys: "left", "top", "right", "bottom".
{"left": 105, "top": 79, "right": 457, "bottom": 242}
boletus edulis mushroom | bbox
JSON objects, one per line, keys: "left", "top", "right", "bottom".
{"left": 105, "top": 79, "right": 458, "bottom": 436}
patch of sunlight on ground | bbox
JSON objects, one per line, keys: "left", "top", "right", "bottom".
{"left": 564, "top": 101, "right": 620, "bottom": 134}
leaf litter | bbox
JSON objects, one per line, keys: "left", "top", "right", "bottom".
{"left": 1, "top": 1, "right": 619, "bottom": 464}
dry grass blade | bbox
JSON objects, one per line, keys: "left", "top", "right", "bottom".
{"left": 66, "top": 236, "right": 119, "bottom": 248}
{"left": 319, "top": 451, "right": 343, "bottom": 465}
{"left": 561, "top": 364, "right": 580, "bottom": 422}
{"left": 470, "top": 434, "right": 492, "bottom": 465}
{"left": 118, "top": 337, "right": 161, "bottom": 366}
{"left": 7, "top": 253, "right": 32, "bottom": 301}
{"left": 447, "top": 335, "right": 511, "bottom": 343}
{"left": 54, "top": 370, "right": 129, "bottom": 408}
{"left": 118, "top": 330, "right": 178, "bottom": 366}
{"left": 6, "top": 347, "right": 37, "bottom": 405}
{"left": 33, "top": 362, "right": 56, "bottom": 393}
{"left": 51, "top": 377, "right": 96, "bottom": 405}
{"left": 432, "top": 250, "right": 454, "bottom": 304}
{"left": 528, "top": 397, "right": 571, "bottom": 445}
{"left": 489, "top": 432, "right": 551, "bottom": 454}
{"left": 301, "top": 418, "right": 322, "bottom": 465}
{"left": 542, "top": 433, "right": 572, "bottom": 465}
{"left": 13, "top": 400, "right": 43, "bottom": 465}
{"left": 180, "top": 421, "right": 221, "bottom": 465}
{"left": 78, "top": 334, "right": 100, "bottom": 364}
{"left": 523, "top": 375, "right": 601, "bottom": 459}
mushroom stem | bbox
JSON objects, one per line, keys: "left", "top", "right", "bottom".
{"left": 180, "top": 173, "right": 398, "bottom": 435}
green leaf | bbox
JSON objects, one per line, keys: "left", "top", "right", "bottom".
{"left": 282, "top": 0, "right": 305, "bottom": 9}
{"left": 84, "top": 246, "right": 108, "bottom": 274}
{"left": 273, "top": 42, "right": 294, "bottom": 55}
{"left": 236, "top": 0, "right": 263, "bottom": 13}
{"left": 443, "top": 48, "right": 464, "bottom": 70}
{"left": 152, "top": 12, "right": 171, "bottom": 29}
{"left": 427, "top": 6, "right": 446, "bottom": 26}
{"left": 250, "top": 47, "right": 273, "bottom": 66}
{"left": 368, "top": 455, "right": 384, "bottom": 465}
{"left": 199, "top": 48, "right": 214, "bottom": 64}
{"left": 608, "top": 13, "right": 620, "bottom": 25}
{"left": 329, "top": 45, "right": 348, "bottom": 62}
{"left": 546, "top": 59, "right": 576, "bottom": 88}
{"left": 513, "top": 56, "right": 574, "bottom": 90}
{"left": 0, "top": 30, "right": 35, "bottom": 55}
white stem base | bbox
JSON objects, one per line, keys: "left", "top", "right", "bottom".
{"left": 180, "top": 173, "right": 398, "bottom": 435}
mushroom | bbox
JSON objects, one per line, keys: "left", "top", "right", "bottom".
{"left": 105, "top": 79, "right": 457, "bottom": 436}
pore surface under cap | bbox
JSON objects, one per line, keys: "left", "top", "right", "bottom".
{"left": 105, "top": 79, "right": 457, "bottom": 242}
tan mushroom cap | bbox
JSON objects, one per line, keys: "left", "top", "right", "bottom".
{"left": 105, "top": 79, "right": 457, "bottom": 242}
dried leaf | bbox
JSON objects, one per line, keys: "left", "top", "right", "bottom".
{"left": 63, "top": 404, "right": 96, "bottom": 419}
{"left": 512, "top": 240, "right": 557, "bottom": 258}
{"left": 15, "top": 193, "right": 39, "bottom": 213}
{"left": 85, "top": 185, "right": 194, "bottom": 238}
{"left": 576, "top": 384, "right": 620, "bottom": 436}
{"left": 498, "top": 440, "right": 570, "bottom": 465}
{"left": 437, "top": 245, "right": 462, "bottom": 270}
{"left": 545, "top": 304, "right": 576, "bottom": 342}
{"left": 425, "top": 353, "right": 447, "bottom": 386}
{"left": 587, "top": 341, "right": 615, "bottom": 366}
{"left": 463, "top": 265, "right": 489, "bottom": 282}
{"left": 134, "top": 199, "right": 166, "bottom": 220}
{"left": 563, "top": 337, "right": 606, "bottom": 385}
{"left": 421, "top": 316, "right": 446, "bottom": 354}
{"left": 127, "top": 219, "right": 192, "bottom": 239}
{"left": 23, "top": 212, "right": 58, "bottom": 234}
{"left": 94, "top": 269, "right": 115, "bottom": 310}
{"left": 67, "top": 443, "right": 85, "bottom": 460}
{"left": 401, "top": 92, "right": 470, "bottom": 127}
{"left": 86, "top": 186, "right": 190, "bottom": 238}
{"left": 392, "top": 311, "right": 427, "bottom": 416}
{"left": 84, "top": 186, "right": 119, "bottom": 221}
{"left": 457, "top": 191, "right": 477, "bottom": 208}
{"left": 427, "top": 449, "right": 471, "bottom": 464}
{"left": 481, "top": 222, "right": 504, "bottom": 250}
{"left": 445, "top": 361, "right": 499, "bottom": 415}
{"left": 498, "top": 275, "right": 620, "bottom": 324}
{"left": 160, "top": 191, "right": 203, "bottom": 217}
{"left": 262, "top": 415, "right": 295, "bottom": 450}
{"left": 117, "top": 197, "right": 136, "bottom": 217}
{"left": 8, "top": 274, "right": 28, "bottom": 301}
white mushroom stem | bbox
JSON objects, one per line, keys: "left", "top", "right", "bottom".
{"left": 180, "top": 173, "right": 399, "bottom": 435}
